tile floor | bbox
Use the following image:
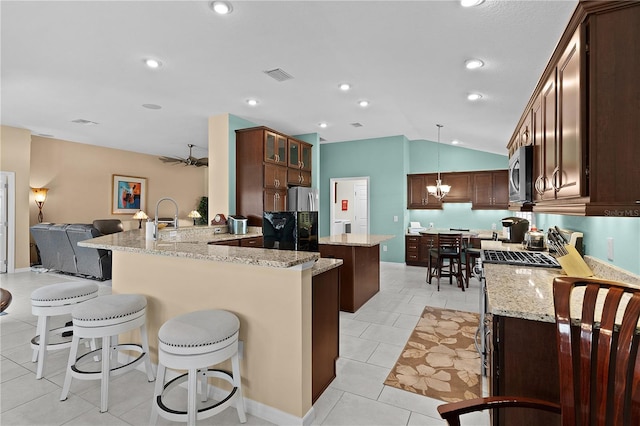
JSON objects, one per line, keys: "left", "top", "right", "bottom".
{"left": 1, "top": 262, "right": 489, "bottom": 425}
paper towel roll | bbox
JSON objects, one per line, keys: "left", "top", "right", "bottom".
{"left": 145, "top": 221, "right": 155, "bottom": 240}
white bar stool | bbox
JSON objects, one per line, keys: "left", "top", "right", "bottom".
{"left": 150, "top": 309, "right": 246, "bottom": 426}
{"left": 30, "top": 282, "right": 99, "bottom": 379}
{"left": 60, "top": 294, "right": 155, "bottom": 412}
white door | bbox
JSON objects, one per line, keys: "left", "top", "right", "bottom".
{"left": 353, "top": 182, "right": 368, "bottom": 234}
{"left": 0, "top": 174, "right": 8, "bottom": 273}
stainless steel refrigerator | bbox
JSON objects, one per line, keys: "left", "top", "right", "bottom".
{"left": 288, "top": 187, "right": 319, "bottom": 212}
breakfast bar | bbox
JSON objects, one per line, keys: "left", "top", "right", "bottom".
{"left": 80, "top": 227, "right": 341, "bottom": 424}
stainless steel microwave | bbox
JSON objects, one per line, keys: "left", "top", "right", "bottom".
{"left": 508, "top": 146, "right": 533, "bottom": 203}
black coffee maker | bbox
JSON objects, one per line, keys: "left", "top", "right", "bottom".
{"left": 501, "top": 217, "right": 529, "bottom": 243}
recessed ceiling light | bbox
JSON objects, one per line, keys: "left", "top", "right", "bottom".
{"left": 339, "top": 83, "right": 351, "bottom": 91}
{"left": 246, "top": 99, "right": 258, "bottom": 106}
{"left": 142, "top": 104, "right": 162, "bottom": 110}
{"left": 210, "top": 1, "right": 233, "bottom": 15}
{"left": 461, "top": 0, "right": 485, "bottom": 7}
{"left": 451, "top": 140, "right": 461, "bottom": 145}
{"left": 319, "top": 122, "right": 328, "bottom": 128}
{"left": 144, "top": 58, "right": 162, "bottom": 69}
{"left": 467, "top": 93, "right": 483, "bottom": 101}
{"left": 358, "top": 100, "right": 369, "bottom": 107}
{"left": 465, "top": 59, "right": 484, "bottom": 70}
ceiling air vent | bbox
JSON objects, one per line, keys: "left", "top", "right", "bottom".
{"left": 263, "top": 68, "right": 294, "bottom": 82}
{"left": 350, "top": 122, "right": 363, "bottom": 128}
{"left": 71, "top": 118, "right": 98, "bottom": 125}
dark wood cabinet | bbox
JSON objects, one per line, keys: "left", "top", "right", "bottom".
{"left": 440, "top": 173, "right": 471, "bottom": 203}
{"left": 408, "top": 174, "right": 442, "bottom": 209}
{"left": 408, "top": 171, "right": 507, "bottom": 210}
{"left": 263, "top": 188, "right": 287, "bottom": 212}
{"left": 472, "top": 170, "right": 508, "bottom": 209}
{"left": 209, "top": 239, "right": 240, "bottom": 246}
{"left": 236, "top": 126, "right": 314, "bottom": 225}
{"left": 312, "top": 266, "right": 340, "bottom": 402}
{"left": 509, "top": 1, "right": 640, "bottom": 216}
{"left": 239, "top": 236, "right": 263, "bottom": 247}
{"left": 490, "top": 316, "right": 561, "bottom": 426}
{"left": 287, "top": 139, "right": 312, "bottom": 187}
{"left": 264, "top": 130, "right": 287, "bottom": 166}
{"left": 264, "top": 163, "right": 287, "bottom": 189}
{"left": 405, "top": 234, "right": 437, "bottom": 266}
{"left": 319, "top": 243, "right": 380, "bottom": 313}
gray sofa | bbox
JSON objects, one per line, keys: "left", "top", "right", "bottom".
{"left": 30, "top": 222, "right": 119, "bottom": 280}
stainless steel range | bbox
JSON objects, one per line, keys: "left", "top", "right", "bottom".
{"left": 481, "top": 249, "right": 561, "bottom": 268}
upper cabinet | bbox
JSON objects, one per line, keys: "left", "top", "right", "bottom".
{"left": 287, "top": 138, "right": 312, "bottom": 187}
{"left": 508, "top": 1, "right": 640, "bottom": 216}
{"left": 407, "top": 174, "right": 442, "bottom": 209}
{"left": 407, "top": 170, "right": 507, "bottom": 210}
{"left": 264, "top": 131, "right": 287, "bottom": 166}
{"left": 472, "top": 170, "right": 509, "bottom": 210}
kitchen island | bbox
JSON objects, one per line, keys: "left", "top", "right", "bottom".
{"left": 318, "top": 234, "right": 394, "bottom": 312}
{"left": 484, "top": 257, "right": 640, "bottom": 426}
{"left": 80, "top": 227, "right": 341, "bottom": 425}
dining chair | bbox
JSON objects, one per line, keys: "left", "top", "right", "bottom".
{"left": 427, "top": 233, "right": 464, "bottom": 291}
{"left": 437, "top": 276, "right": 640, "bottom": 425}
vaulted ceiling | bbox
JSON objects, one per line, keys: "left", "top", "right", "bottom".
{"left": 1, "top": 1, "right": 577, "bottom": 158}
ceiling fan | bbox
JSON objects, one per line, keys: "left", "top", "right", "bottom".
{"left": 159, "top": 144, "right": 208, "bottom": 167}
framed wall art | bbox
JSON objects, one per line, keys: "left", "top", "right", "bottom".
{"left": 112, "top": 174, "right": 147, "bottom": 214}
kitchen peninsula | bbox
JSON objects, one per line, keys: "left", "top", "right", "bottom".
{"left": 319, "top": 234, "right": 394, "bottom": 312}
{"left": 484, "top": 258, "right": 640, "bottom": 426}
{"left": 79, "top": 227, "right": 341, "bottom": 424}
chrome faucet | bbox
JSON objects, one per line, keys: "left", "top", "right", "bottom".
{"left": 154, "top": 197, "right": 179, "bottom": 240}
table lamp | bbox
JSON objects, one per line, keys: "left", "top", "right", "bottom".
{"left": 187, "top": 210, "right": 202, "bottom": 226}
{"left": 132, "top": 210, "right": 148, "bottom": 229}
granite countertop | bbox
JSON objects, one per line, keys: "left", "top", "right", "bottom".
{"left": 318, "top": 234, "right": 394, "bottom": 247}
{"left": 485, "top": 256, "right": 640, "bottom": 324}
{"left": 312, "top": 258, "right": 343, "bottom": 276}
{"left": 79, "top": 228, "right": 320, "bottom": 269}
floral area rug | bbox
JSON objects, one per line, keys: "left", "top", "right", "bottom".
{"left": 384, "top": 306, "right": 481, "bottom": 402}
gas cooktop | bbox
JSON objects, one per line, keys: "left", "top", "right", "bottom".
{"left": 481, "top": 249, "right": 561, "bottom": 268}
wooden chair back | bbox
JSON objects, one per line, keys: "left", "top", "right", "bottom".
{"left": 553, "top": 276, "right": 640, "bottom": 426}
{"left": 436, "top": 233, "right": 462, "bottom": 256}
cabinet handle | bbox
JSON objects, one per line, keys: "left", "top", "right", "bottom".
{"left": 300, "top": 161, "right": 304, "bottom": 169}
{"left": 534, "top": 175, "right": 546, "bottom": 195}
{"left": 300, "top": 175, "right": 304, "bottom": 184}
{"left": 551, "top": 167, "right": 560, "bottom": 192}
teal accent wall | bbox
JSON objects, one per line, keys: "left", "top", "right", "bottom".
{"left": 409, "top": 140, "right": 508, "bottom": 173}
{"left": 320, "top": 135, "right": 409, "bottom": 262}
{"left": 410, "top": 204, "right": 511, "bottom": 231}
{"left": 536, "top": 213, "right": 640, "bottom": 275}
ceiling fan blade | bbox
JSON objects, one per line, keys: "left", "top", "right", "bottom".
{"left": 159, "top": 156, "right": 186, "bottom": 164}
{"left": 196, "top": 157, "right": 208, "bottom": 167}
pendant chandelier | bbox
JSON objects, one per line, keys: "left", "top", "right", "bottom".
{"left": 426, "top": 124, "right": 451, "bottom": 200}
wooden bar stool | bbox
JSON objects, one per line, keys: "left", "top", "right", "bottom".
{"left": 60, "top": 294, "right": 155, "bottom": 412}
{"left": 427, "top": 233, "right": 464, "bottom": 291}
{"left": 151, "top": 309, "right": 246, "bottom": 426}
{"left": 30, "top": 282, "right": 99, "bottom": 379}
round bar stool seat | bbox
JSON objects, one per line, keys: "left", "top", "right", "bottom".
{"left": 30, "top": 282, "right": 99, "bottom": 379}
{"left": 60, "top": 294, "right": 155, "bottom": 413}
{"left": 151, "top": 309, "right": 246, "bottom": 426}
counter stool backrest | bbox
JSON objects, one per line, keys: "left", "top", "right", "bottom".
{"left": 436, "top": 233, "right": 462, "bottom": 255}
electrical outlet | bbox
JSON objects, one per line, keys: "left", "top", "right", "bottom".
{"left": 607, "top": 237, "right": 614, "bottom": 261}
{"left": 393, "top": 215, "right": 398, "bottom": 222}
{"left": 383, "top": 245, "right": 388, "bottom": 252}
